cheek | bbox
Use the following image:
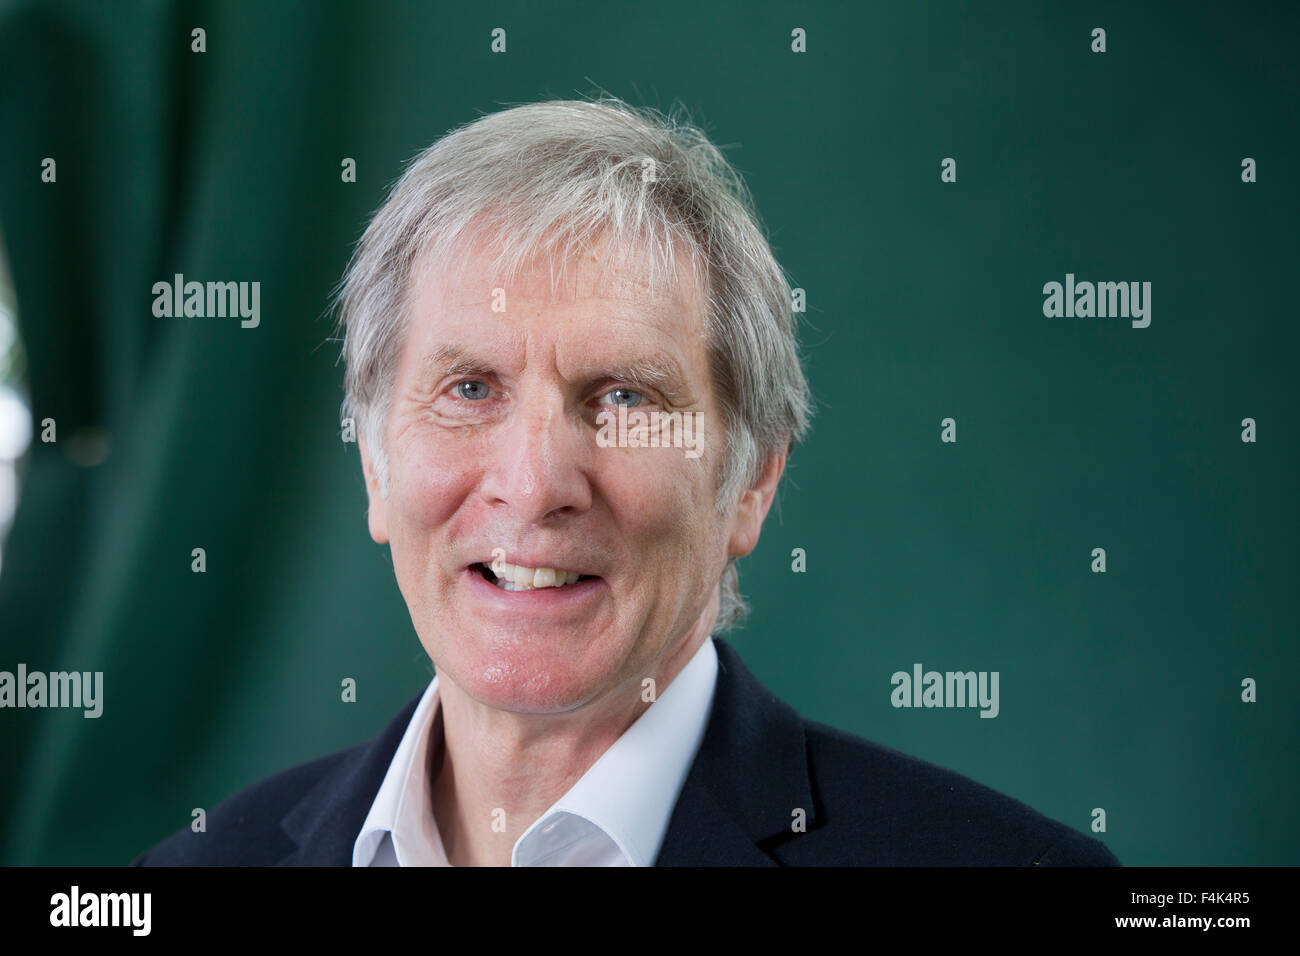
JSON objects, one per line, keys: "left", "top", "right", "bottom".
{"left": 387, "top": 431, "right": 478, "bottom": 535}
{"left": 601, "top": 451, "right": 717, "bottom": 568}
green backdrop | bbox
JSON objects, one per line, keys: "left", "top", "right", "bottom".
{"left": 1, "top": 0, "right": 1296, "bottom": 866}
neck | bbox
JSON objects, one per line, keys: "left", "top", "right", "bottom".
{"left": 430, "top": 628, "right": 711, "bottom": 867}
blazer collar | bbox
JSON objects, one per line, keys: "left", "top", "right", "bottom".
{"left": 277, "top": 693, "right": 422, "bottom": 866}
{"left": 654, "top": 638, "right": 815, "bottom": 866}
{"left": 276, "top": 637, "right": 814, "bottom": 866}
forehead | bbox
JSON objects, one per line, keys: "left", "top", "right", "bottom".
{"left": 404, "top": 229, "right": 710, "bottom": 371}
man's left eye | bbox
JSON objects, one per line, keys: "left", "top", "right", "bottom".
{"left": 454, "top": 380, "right": 491, "bottom": 400}
{"left": 599, "top": 387, "right": 644, "bottom": 407}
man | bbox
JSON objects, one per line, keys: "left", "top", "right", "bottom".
{"left": 134, "top": 98, "right": 1119, "bottom": 866}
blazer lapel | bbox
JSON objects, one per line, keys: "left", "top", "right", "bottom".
{"left": 655, "top": 638, "right": 816, "bottom": 866}
{"left": 275, "top": 691, "right": 424, "bottom": 866}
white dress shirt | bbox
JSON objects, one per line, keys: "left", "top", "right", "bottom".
{"left": 352, "top": 636, "right": 718, "bottom": 867}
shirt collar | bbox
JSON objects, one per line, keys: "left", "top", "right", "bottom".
{"left": 353, "top": 637, "right": 718, "bottom": 866}
{"left": 352, "top": 675, "right": 449, "bottom": 867}
{"left": 514, "top": 636, "right": 718, "bottom": 866}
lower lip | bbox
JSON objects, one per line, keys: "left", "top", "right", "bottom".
{"left": 464, "top": 566, "right": 605, "bottom": 612}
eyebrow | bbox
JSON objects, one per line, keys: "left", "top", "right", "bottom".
{"left": 415, "top": 345, "right": 694, "bottom": 402}
{"left": 417, "top": 345, "right": 494, "bottom": 384}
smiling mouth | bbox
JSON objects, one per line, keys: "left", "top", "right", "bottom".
{"left": 473, "top": 561, "right": 600, "bottom": 592}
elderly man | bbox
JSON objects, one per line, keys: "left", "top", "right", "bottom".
{"left": 135, "top": 98, "right": 1119, "bottom": 867}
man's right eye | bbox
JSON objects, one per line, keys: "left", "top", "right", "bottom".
{"left": 454, "top": 380, "right": 491, "bottom": 401}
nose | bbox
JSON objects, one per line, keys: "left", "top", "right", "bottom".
{"left": 478, "top": 385, "right": 593, "bottom": 523}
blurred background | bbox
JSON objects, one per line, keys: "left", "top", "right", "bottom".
{"left": 1, "top": 0, "right": 1296, "bottom": 866}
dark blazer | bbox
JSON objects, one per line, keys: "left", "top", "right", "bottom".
{"left": 133, "top": 638, "right": 1120, "bottom": 866}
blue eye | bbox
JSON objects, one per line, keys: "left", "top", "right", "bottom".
{"left": 602, "top": 387, "right": 643, "bottom": 407}
{"left": 455, "top": 380, "right": 491, "bottom": 400}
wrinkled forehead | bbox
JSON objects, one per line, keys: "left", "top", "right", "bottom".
{"left": 408, "top": 220, "right": 709, "bottom": 322}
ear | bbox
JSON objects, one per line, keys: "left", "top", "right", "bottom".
{"left": 726, "top": 449, "right": 786, "bottom": 560}
{"left": 358, "top": 433, "right": 390, "bottom": 544}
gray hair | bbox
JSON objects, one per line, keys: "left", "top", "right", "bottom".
{"left": 334, "top": 97, "right": 812, "bottom": 634}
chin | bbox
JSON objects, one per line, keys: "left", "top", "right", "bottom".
{"left": 431, "top": 633, "right": 626, "bottom": 716}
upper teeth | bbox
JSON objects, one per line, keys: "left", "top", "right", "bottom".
{"left": 489, "top": 558, "right": 583, "bottom": 590}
